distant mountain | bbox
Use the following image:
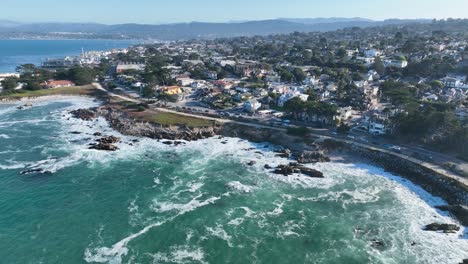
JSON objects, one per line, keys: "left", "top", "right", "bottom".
{"left": 278, "top": 17, "right": 374, "bottom": 24}
{"left": 0, "top": 19, "right": 22, "bottom": 28}
{"left": 0, "top": 18, "right": 431, "bottom": 40}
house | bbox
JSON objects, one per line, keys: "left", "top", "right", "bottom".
{"left": 369, "top": 121, "right": 388, "bottom": 135}
{"left": 176, "top": 76, "right": 195, "bottom": 86}
{"left": 243, "top": 99, "right": 262, "bottom": 113}
{"left": 266, "top": 74, "right": 281, "bottom": 83}
{"left": 304, "top": 76, "right": 319, "bottom": 86}
{"left": 160, "top": 86, "right": 183, "bottom": 95}
{"left": 160, "top": 86, "right": 184, "bottom": 101}
{"left": 335, "top": 107, "right": 354, "bottom": 123}
{"left": 213, "top": 80, "right": 233, "bottom": 90}
{"left": 384, "top": 60, "right": 408, "bottom": 68}
{"left": 205, "top": 70, "right": 218, "bottom": 80}
{"left": 364, "top": 49, "right": 382, "bottom": 58}
{"left": 116, "top": 62, "right": 145, "bottom": 73}
{"left": 441, "top": 75, "right": 467, "bottom": 88}
{"left": 278, "top": 91, "right": 309, "bottom": 107}
{"left": 41, "top": 80, "right": 75, "bottom": 88}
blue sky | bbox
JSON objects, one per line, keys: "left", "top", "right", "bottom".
{"left": 2, "top": 0, "right": 468, "bottom": 24}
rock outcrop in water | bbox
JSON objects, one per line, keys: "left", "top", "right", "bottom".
{"left": 70, "top": 109, "right": 97, "bottom": 121}
{"left": 273, "top": 163, "right": 324, "bottom": 178}
{"left": 89, "top": 136, "right": 121, "bottom": 151}
{"left": 423, "top": 223, "right": 460, "bottom": 233}
{"left": 70, "top": 106, "right": 219, "bottom": 141}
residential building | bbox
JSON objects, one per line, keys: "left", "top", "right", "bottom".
{"left": 243, "top": 99, "right": 262, "bottom": 113}
{"left": 41, "top": 80, "right": 75, "bottom": 88}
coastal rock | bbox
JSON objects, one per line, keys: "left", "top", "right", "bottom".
{"left": 247, "top": 161, "right": 256, "bottom": 166}
{"left": 89, "top": 143, "right": 119, "bottom": 151}
{"left": 88, "top": 136, "right": 121, "bottom": 151}
{"left": 296, "top": 150, "right": 330, "bottom": 164}
{"left": 423, "top": 223, "right": 460, "bottom": 233}
{"left": 276, "top": 148, "right": 292, "bottom": 158}
{"left": 70, "top": 108, "right": 97, "bottom": 121}
{"left": 435, "top": 205, "right": 468, "bottom": 226}
{"left": 370, "top": 239, "right": 385, "bottom": 250}
{"left": 93, "top": 132, "right": 102, "bottom": 137}
{"left": 20, "top": 168, "right": 52, "bottom": 175}
{"left": 264, "top": 164, "right": 272, "bottom": 169}
{"left": 97, "top": 136, "right": 121, "bottom": 144}
{"left": 273, "top": 163, "right": 324, "bottom": 178}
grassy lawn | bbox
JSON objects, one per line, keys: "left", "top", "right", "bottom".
{"left": 0, "top": 85, "right": 97, "bottom": 100}
{"left": 144, "top": 111, "right": 215, "bottom": 127}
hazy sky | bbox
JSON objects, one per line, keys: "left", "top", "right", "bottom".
{"left": 2, "top": 0, "right": 468, "bottom": 24}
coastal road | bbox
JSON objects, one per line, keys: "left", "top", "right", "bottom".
{"left": 93, "top": 83, "right": 140, "bottom": 103}
{"left": 93, "top": 83, "right": 467, "bottom": 187}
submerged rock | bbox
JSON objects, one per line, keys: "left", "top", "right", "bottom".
{"left": 247, "top": 161, "right": 257, "bottom": 166}
{"left": 423, "top": 223, "right": 460, "bottom": 233}
{"left": 370, "top": 239, "right": 385, "bottom": 250}
{"left": 20, "top": 168, "right": 52, "bottom": 175}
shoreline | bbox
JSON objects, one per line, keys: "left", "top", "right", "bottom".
{"left": 3, "top": 95, "right": 468, "bottom": 230}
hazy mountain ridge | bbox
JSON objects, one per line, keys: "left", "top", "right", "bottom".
{"left": 0, "top": 18, "right": 432, "bottom": 39}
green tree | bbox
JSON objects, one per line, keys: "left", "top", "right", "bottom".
{"left": 372, "top": 57, "right": 385, "bottom": 75}
{"left": 292, "top": 68, "right": 306, "bottom": 83}
{"left": 69, "top": 67, "right": 95, "bottom": 85}
{"left": 0, "top": 77, "right": 19, "bottom": 92}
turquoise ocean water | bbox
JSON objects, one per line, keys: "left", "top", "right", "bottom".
{"left": 0, "top": 98, "right": 466, "bottom": 264}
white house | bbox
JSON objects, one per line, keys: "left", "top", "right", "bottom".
{"left": 384, "top": 60, "right": 408, "bottom": 68}
{"left": 278, "top": 91, "right": 309, "bottom": 107}
{"left": 364, "top": 49, "right": 382, "bottom": 58}
{"left": 243, "top": 99, "right": 262, "bottom": 113}
{"left": 441, "top": 75, "right": 468, "bottom": 89}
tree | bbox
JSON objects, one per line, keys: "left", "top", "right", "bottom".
{"left": 278, "top": 68, "right": 293, "bottom": 83}
{"left": 141, "top": 85, "right": 155, "bottom": 98}
{"left": 24, "top": 81, "right": 42, "bottom": 91}
{"left": 69, "top": 67, "right": 95, "bottom": 85}
{"left": 292, "top": 68, "right": 306, "bottom": 83}
{"left": 337, "top": 123, "right": 351, "bottom": 134}
{"left": 336, "top": 48, "right": 347, "bottom": 59}
{"left": 372, "top": 57, "right": 385, "bottom": 75}
{"left": 0, "top": 77, "right": 18, "bottom": 92}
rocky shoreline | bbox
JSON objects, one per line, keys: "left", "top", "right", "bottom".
{"left": 69, "top": 104, "right": 468, "bottom": 230}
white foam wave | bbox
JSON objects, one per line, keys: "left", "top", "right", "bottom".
{"left": 205, "top": 225, "right": 234, "bottom": 247}
{"left": 226, "top": 181, "right": 255, "bottom": 193}
{"left": 85, "top": 194, "right": 224, "bottom": 263}
{"left": 149, "top": 246, "right": 207, "bottom": 264}
{"left": 0, "top": 134, "right": 10, "bottom": 139}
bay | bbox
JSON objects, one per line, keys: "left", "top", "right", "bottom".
{"left": 0, "top": 39, "right": 137, "bottom": 73}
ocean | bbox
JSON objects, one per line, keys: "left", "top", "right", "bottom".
{"left": 0, "top": 39, "right": 137, "bottom": 73}
{"left": 0, "top": 98, "right": 467, "bottom": 264}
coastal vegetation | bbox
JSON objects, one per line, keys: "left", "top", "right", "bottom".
{"left": 0, "top": 85, "right": 97, "bottom": 100}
